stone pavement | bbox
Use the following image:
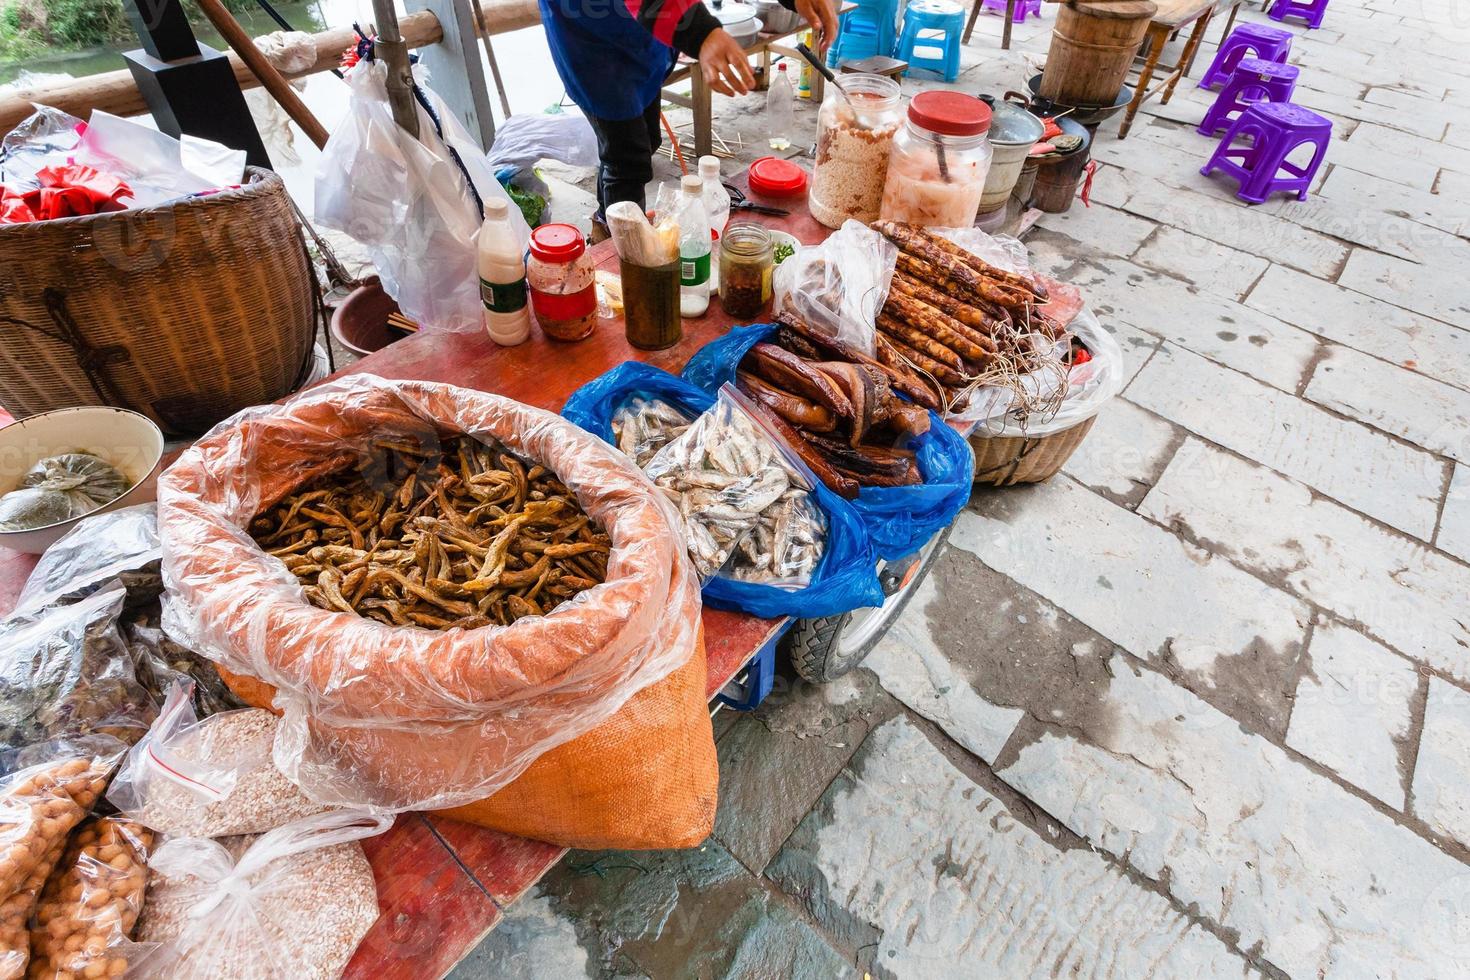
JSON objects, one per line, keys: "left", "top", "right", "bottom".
{"left": 452, "top": 0, "right": 1470, "bottom": 975}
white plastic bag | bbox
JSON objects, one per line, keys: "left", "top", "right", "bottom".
{"left": 773, "top": 220, "right": 895, "bottom": 356}
{"left": 315, "top": 61, "right": 530, "bottom": 332}
{"left": 489, "top": 112, "right": 600, "bottom": 179}
{"left": 72, "top": 111, "right": 245, "bottom": 205}
{"left": 134, "top": 809, "right": 389, "bottom": 980}
{"left": 108, "top": 683, "right": 330, "bottom": 838}
{"left": 971, "top": 305, "right": 1123, "bottom": 436}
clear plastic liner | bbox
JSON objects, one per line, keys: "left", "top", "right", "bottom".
{"left": 16, "top": 504, "right": 160, "bottom": 614}
{"left": 643, "top": 385, "right": 826, "bottom": 588}
{"left": 134, "top": 809, "right": 390, "bottom": 980}
{"left": 0, "top": 453, "right": 129, "bottom": 532}
{"left": 772, "top": 220, "right": 895, "bottom": 356}
{"left": 611, "top": 396, "right": 694, "bottom": 468}
{"left": 157, "top": 374, "right": 701, "bottom": 811}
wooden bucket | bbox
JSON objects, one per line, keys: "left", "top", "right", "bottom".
{"left": 1041, "top": 0, "right": 1157, "bottom": 108}
{"left": 0, "top": 168, "right": 317, "bottom": 437}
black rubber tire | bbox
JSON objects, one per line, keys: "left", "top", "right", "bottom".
{"left": 784, "top": 523, "right": 953, "bottom": 684}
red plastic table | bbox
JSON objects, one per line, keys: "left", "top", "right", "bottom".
{"left": 0, "top": 191, "right": 830, "bottom": 978}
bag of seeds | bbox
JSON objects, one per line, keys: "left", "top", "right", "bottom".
{"left": 27, "top": 817, "right": 155, "bottom": 980}
{"left": 0, "top": 738, "right": 125, "bottom": 978}
{"left": 133, "top": 809, "right": 390, "bottom": 980}
{"left": 108, "top": 684, "right": 331, "bottom": 838}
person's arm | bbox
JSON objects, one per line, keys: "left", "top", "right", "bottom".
{"left": 618, "top": 0, "right": 756, "bottom": 96}
{"left": 779, "top": 0, "right": 839, "bottom": 52}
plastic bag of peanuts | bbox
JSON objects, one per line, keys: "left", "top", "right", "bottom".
{"left": 132, "top": 809, "right": 390, "bottom": 980}
{"left": 0, "top": 740, "right": 125, "bottom": 980}
{"left": 27, "top": 817, "right": 154, "bottom": 980}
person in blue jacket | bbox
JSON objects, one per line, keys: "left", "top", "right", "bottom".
{"left": 541, "top": 0, "right": 837, "bottom": 222}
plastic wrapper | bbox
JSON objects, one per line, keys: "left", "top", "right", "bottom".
{"left": 564, "top": 363, "right": 885, "bottom": 616}
{"left": 972, "top": 305, "right": 1123, "bottom": 436}
{"left": 612, "top": 397, "right": 695, "bottom": 468}
{"left": 14, "top": 506, "right": 245, "bottom": 720}
{"left": 643, "top": 385, "right": 826, "bottom": 586}
{"left": 133, "top": 809, "right": 389, "bottom": 980}
{"left": 0, "top": 738, "right": 125, "bottom": 980}
{"left": 0, "top": 106, "right": 84, "bottom": 191}
{"left": 772, "top": 220, "right": 895, "bottom": 356}
{"left": 27, "top": 817, "right": 155, "bottom": 980}
{"left": 158, "top": 374, "right": 700, "bottom": 811}
{"left": 108, "top": 684, "right": 330, "bottom": 839}
{"left": 0, "top": 454, "right": 129, "bottom": 532}
{"left": 315, "top": 62, "right": 530, "bottom": 333}
{"left": 682, "top": 324, "right": 974, "bottom": 561}
{"left": 0, "top": 588, "right": 156, "bottom": 757}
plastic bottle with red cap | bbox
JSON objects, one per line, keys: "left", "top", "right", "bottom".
{"left": 527, "top": 223, "right": 598, "bottom": 341}
{"left": 879, "top": 90, "right": 995, "bottom": 228}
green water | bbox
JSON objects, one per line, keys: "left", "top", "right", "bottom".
{"left": 0, "top": 2, "right": 331, "bottom": 86}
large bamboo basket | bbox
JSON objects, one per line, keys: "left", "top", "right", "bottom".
{"left": 971, "top": 415, "right": 1097, "bottom": 486}
{"left": 0, "top": 168, "right": 317, "bottom": 437}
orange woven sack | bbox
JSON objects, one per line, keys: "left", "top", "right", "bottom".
{"left": 159, "top": 377, "right": 714, "bottom": 849}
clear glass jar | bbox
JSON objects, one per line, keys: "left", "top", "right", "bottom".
{"left": 879, "top": 91, "right": 994, "bottom": 229}
{"left": 527, "top": 223, "right": 598, "bottom": 341}
{"left": 719, "top": 223, "right": 774, "bottom": 319}
{"left": 809, "top": 74, "right": 903, "bottom": 229}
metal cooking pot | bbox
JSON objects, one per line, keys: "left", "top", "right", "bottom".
{"left": 707, "top": 0, "right": 764, "bottom": 41}
{"left": 756, "top": 0, "right": 804, "bottom": 33}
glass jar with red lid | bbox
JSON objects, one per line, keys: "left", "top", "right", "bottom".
{"left": 879, "top": 91, "right": 994, "bottom": 228}
{"left": 527, "top": 223, "right": 598, "bottom": 341}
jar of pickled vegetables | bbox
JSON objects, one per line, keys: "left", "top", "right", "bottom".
{"left": 809, "top": 73, "right": 903, "bottom": 229}
{"left": 718, "top": 223, "right": 774, "bottom": 319}
{"left": 878, "top": 91, "right": 993, "bottom": 229}
{"left": 528, "top": 223, "right": 597, "bottom": 341}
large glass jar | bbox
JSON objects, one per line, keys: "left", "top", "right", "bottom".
{"left": 527, "top": 223, "right": 597, "bottom": 341}
{"left": 808, "top": 74, "right": 903, "bottom": 229}
{"left": 719, "top": 223, "right": 774, "bottom": 319}
{"left": 878, "top": 91, "right": 994, "bottom": 229}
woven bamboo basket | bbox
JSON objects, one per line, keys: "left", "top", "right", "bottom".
{"left": 0, "top": 168, "right": 317, "bottom": 437}
{"left": 970, "top": 414, "right": 1098, "bottom": 486}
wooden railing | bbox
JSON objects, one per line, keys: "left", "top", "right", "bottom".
{"left": 0, "top": 1, "right": 541, "bottom": 132}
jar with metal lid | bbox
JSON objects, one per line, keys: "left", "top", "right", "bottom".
{"left": 809, "top": 73, "right": 903, "bottom": 229}
{"left": 719, "top": 223, "right": 774, "bottom": 319}
{"left": 527, "top": 223, "right": 597, "bottom": 341}
{"left": 879, "top": 91, "right": 994, "bottom": 228}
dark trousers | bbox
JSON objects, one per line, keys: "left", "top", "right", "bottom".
{"left": 586, "top": 99, "right": 663, "bottom": 219}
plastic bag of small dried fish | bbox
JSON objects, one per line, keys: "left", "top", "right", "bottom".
{"left": 643, "top": 385, "right": 827, "bottom": 589}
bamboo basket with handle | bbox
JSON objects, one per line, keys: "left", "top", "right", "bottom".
{"left": 0, "top": 168, "right": 317, "bottom": 437}
{"left": 970, "top": 414, "right": 1097, "bottom": 486}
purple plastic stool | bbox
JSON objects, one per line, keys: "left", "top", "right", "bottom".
{"left": 1270, "top": 0, "right": 1329, "bottom": 28}
{"left": 981, "top": 0, "right": 1042, "bottom": 22}
{"left": 1200, "top": 101, "right": 1332, "bottom": 204}
{"left": 1197, "top": 58, "right": 1299, "bottom": 136}
{"left": 1197, "top": 23, "right": 1293, "bottom": 90}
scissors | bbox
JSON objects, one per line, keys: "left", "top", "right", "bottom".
{"left": 723, "top": 182, "right": 790, "bottom": 217}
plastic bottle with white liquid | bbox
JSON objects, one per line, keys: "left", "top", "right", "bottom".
{"left": 478, "top": 198, "right": 531, "bottom": 345}
{"left": 677, "top": 174, "right": 712, "bottom": 318}
{"left": 698, "top": 155, "right": 731, "bottom": 235}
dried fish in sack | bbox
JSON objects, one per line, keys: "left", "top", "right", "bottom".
{"left": 250, "top": 434, "right": 609, "bottom": 630}
{"left": 643, "top": 386, "right": 826, "bottom": 585}
{"left": 612, "top": 397, "right": 694, "bottom": 467}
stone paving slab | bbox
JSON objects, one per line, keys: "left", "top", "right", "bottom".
{"left": 1242, "top": 264, "right": 1470, "bottom": 394}
{"left": 1060, "top": 398, "right": 1182, "bottom": 508}
{"left": 1412, "top": 680, "right": 1470, "bottom": 850}
{"left": 766, "top": 716, "right": 1254, "bottom": 978}
{"left": 1128, "top": 343, "right": 1445, "bottom": 539}
{"left": 1439, "top": 465, "right": 1470, "bottom": 564}
{"left": 1339, "top": 247, "right": 1470, "bottom": 325}
{"left": 1285, "top": 621, "right": 1419, "bottom": 808}
{"left": 1140, "top": 438, "right": 1470, "bottom": 682}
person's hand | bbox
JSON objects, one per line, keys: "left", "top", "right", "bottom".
{"left": 795, "top": 0, "right": 839, "bottom": 53}
{"left": 699, "top": 29, "right": 757, "bottom": 96}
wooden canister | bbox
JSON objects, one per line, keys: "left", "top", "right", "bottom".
{"left": 1040, "top": 0, "right": 1157, "bottom": 107}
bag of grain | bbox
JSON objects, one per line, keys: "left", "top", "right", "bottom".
{"left": 132, "top": 809, "right": 389, "bottom": 980}
{"left": 158, "top": 375, "right": 716, "bottom": 849}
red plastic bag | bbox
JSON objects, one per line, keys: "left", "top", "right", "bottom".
{"left": 0, "top": 165, "right": 131, "bottom": 223}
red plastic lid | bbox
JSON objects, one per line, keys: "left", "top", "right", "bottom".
{"left": 908, "top": 91, "right": 992, "bottom": 137}
{"left": 747, "top": 157, "right": 809, "bottom": 197}
{"left": 529, "top": 223, "right": 585, "bottom": 262}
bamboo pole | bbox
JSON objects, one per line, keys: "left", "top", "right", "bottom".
{"left": 0, "top": 1, "right": 542, "bottom": 133}
{"left": 194, "top": 0, "right": 332, "bottom": 148}
{"left": 372, "top": 0, "right": 420, "bottom": 140}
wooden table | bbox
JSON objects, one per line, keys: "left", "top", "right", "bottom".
{"left": 0, "top": 194, "right": 832, "bottom": 979}
{"left": 962, "top": 0, "right": 1022, "bottom": 51}
{"left": 1117, "top": 0, "right": 1217, "bottom": 138}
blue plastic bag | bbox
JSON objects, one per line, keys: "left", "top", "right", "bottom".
{"left": 681, "top": 324, "right": 974, "bottom": 561}
{"left": 562, "top": 362, "right": 884, "bottom": 618}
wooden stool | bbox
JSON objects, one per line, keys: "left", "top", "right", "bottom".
{"left": 838, "top": 54, "right": 909, "bottom": 78}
